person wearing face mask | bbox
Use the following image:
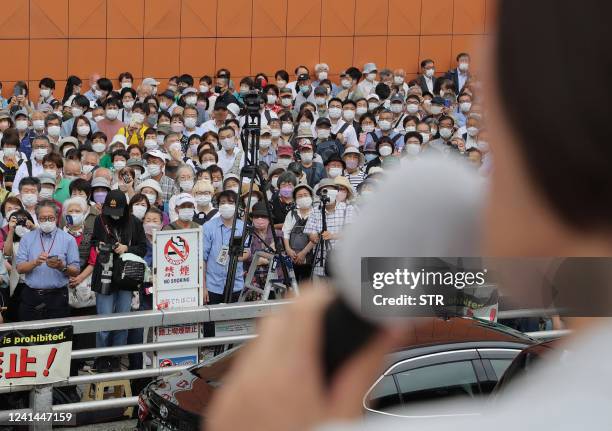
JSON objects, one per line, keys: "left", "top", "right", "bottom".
{"left": 363, "top": 109, "right": 403, "bottom": 153}
{"left": 202, "top": 190, "right": 249, "bottom": 304}
{"left": 313, "top": 85, "right": 329, "bottom": 118}
{"left": 36, "top": 77, "right": 58, "bottom": 110}
{"left": 118, "top": 87, "right": 137, "bottom": 124}
{"left": 0, "top": 132, "right": 24, "bottom": 191}
{"left": 270, "top": 171, "right": 297, "bottom": 230}
{"left": 0, "top": 197, "right": 23, "bottom": 249}
{"left": 293, "top": 73, "right": 316, "bottom": 114}
{"left": 89, "top": 189, "right": 146, "bottom": 371}
{"left": 357, "top": 63, "right": 379, "bottom": 98}
{"left": 281, "top": 184, "right": 315, "bottom": 281}
{"left": 337, "top": 68, "right": 366, "bottom": 102}
{"left": 429, "top": 115, "right": 459, "bottom": 155}
{"left": 324, "top": 155, "right": 346, "bottom": 181}
{"left": 400, "top": 131, "right": 425, "bottom": 163}
{"left": 304, "top": 179, "right": 354, "bottom": 279}
{"left": 11, "top": 136, "right": 51, "bottom": 195}
{"left": 276, "top": 145, "right": 295, "bottom": 171}
{"left": 30, "top": 110, "right": 46, "bottom": 136}
{"left": 222, "top": 174, "right": 241, "bottom": 197}
{"left": 297, "top": 138, "right": 326, "bottom": 188}
{"left": 96, "top": 97, "right": 123, "bottom": 139}
{"left": 388, "top": 94, "right": 407, "bottom": 132}
{"left": 445, "top": 52, "right": 471, "bottom": 95}
{"left": 217, "top": 126, "right": 245, "bottom": 176}
{"left": 143, "top": 150, "right": 175, "bottom": 206}
{"left": 134, "top": 178, "right": 167, "bottom": 222}
{"left": 182, "top": 105, "right": 204, "bottom": 144}
{"left": 454, "top": 92, "right": 473, "bottom": 128}
{"left": 128, "top": 193, "right": 150, "bottom": 222}
{"left": 239, "top": 183, "right": 264, "bottom": 221}
{"left": 163, "top": 193, "right": 200, "bottom": 230}
{"left": 263, "top": 84, "right": 282, "bottom": 114}
{"left": 166, "top": 165, "right": 196, "bottom": 222}
{"left": 461, "top": 113, "right": 482, "bottom": 150}
{"left": 334, "top": 175, "right": 355, "bottom": 209}
{"left": 257, "top": 126, "right": 277, "bottom": 167}
{"left": 117, "top": 104, "right": 148, "bottom": 147}
{"left": 192, "top": 180, "right": 218, "bottom": 225}
{"left": 365, "top": 136, "right": 395, "bottom": 174}
{"left": 60, "top": 95, "right": 95, "bottom": 137}
{"left": 325, "top": 98, "right": 359, "bottom": 148}
{"left": 15, "top": 199, "right": 80, "bottom": 322}
{"left": 12, "top": 109, "right": 34, "bottom": 157}
{"left": 418, "top": 58, "right": 437, "bottom": 94}
{"left": 342, "top": 147, "right": 365, "bottom": 189}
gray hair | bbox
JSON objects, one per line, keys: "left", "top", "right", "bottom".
{"left": 62, "top": 196, "right": 88, "bottom": 216}
{"left": 35, "top": 199, "right": 59, "bottom": 219}
{"left": 31, "top": 135, "right": 51, "bottom": 148}
{"left": 177, "top": 164, "right": 194, "bottom": 178}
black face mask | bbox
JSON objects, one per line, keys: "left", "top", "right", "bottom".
{"left": 214, "top": 86, "right": 222, "bottom": 94}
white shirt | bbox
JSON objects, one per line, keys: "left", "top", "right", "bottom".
{"left": 183, "top": 126, "right": 205, "bottom": 138}
{"left": 217, "top": 148, "right": 245, "bottom": 175}
{"left": 358, "top": 79, "right": 378, "bottom": 97}
{"left": 425, "top": 76, "right": 434, "bottom": 93}
{"left": 200, "top": 119, "right": 222, "bottom": 134}
{"left": 330, "top": 119, "right": 359, "bottom": 148}
{"left": 12, "top": 158, "right": 44, "bottom": 194}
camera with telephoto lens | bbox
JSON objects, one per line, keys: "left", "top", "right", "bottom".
{"left": 97, "top": 242, "right": 114, "bottom": 295}
{"left": 319, "top": 188, "right": 330, "bottom": 206}
{"left": 243, "top": 90, "right": 264, "bottom": 115}
{"left": 16, "top": 216, "right": 27, "bottom": 227}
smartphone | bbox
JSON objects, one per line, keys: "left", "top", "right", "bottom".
{"left": 47, "top": 255, "right": 58, "bottom": 261}
{"left": 121, "top": 173, "right": 132, "bottom": 183}
{"left": 13, "top": 86, "right": 22, "bottom": 97}
{"left": 443, "top": 99, "right": 451, "bottom": 108}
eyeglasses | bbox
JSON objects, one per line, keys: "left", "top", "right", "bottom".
{"left": 39, "top": 217, "right": 56, "bottom": 223}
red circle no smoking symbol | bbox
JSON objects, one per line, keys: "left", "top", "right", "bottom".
{"left": 164, "top": 236, "right": 190, "bottom": 265}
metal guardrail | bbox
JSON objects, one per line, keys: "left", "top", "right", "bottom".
{"left": 0, "top": 302, "right": 568, "bottom": 429}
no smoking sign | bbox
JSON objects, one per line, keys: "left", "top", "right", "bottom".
{"left": 163, "top": 236, "right": 190, "bottom": 265}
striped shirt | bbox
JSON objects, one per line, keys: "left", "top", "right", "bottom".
{"left": 304, "top": 203, "right": 354, "bottom": 276}
{"left": 345, "top": 171, "right": 365, "bottom": 190}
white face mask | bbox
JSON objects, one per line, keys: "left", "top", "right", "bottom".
{"left": 315, "top": 96, "right": 326, "bottom": 106}
{"left": 39, "top": 188, "right": 54, "bottom": 199}
{"left": 144, "top": 223, "right": 162, "bottom": 235}
{"left": 390, "top": 104, "right": 403, "bottom": 113}
{"left": 324, "top": 188, "right": 338, "bottom": 204}
{"left": 317, "top": 71, "right": 328, "bottom": 81}
{"left": 3, "top": 148, "right": 16, "bottom": 157}
{"left": 296, "top": 196, "right": 313, "bottom": 209}
{"left": 405, "top": 125, "right": 416, "bottom": 132}
{"left": 356, "top": 106, "right": 368, "bottom": 116}
{"left": 47, "top": 125, "right": 61, "bottom": 137}
{"left": 405, "top": 143, "right": 421, "bottom": 156}
{"left": 317, "top": 129, "right": 331, "bottom": 140}
{"left": 378, "top": 120, "right": 392, "bottom": 131}
{"left": 393, "top": 76, "right": 404, "bottom": 85}
{"left": 106, "top": 109, "right": 119, "bottom": 120}
{"left": 430, "top": 106, "right": 443, "bottom": 115}
{"left": 368, "top": 102, "right": 379, "bottom": 111}
{"left": 82, "top": 164, "right": 95, "bottom": 174}
{"left": 259, "top": 139, "right": 271, "bottom": 149}
{"left": 439, "top": 127, "right": 453, "bottom": 139}
{"left": 32, "top": 119, "right": 45, "bottom": 130}
{"left": 212, "top": 180, "right": 222, "bottom": 190}
{"left": 77, "top": 125, "right": 90, "bottom": 136}
{"left": 184, "top": 117, "right": 197, "bottom": 129}
{"left": 366, "top": 72, "right": 377, "bottom": 82}
{"left": 94, "top": 115, "right": 104, "bottom": 123}
{"left": 406, "top": 103, "right": 419, "bottom": 114}
{"left": 180, "top": 179, "right": 194, "bottom": 192}
{"left": 144, "top": 193, "right": 157, "bottom": 205}
{"left": 200, "top": 161, "right": 215, "bottom": 169}
{"left": 266, "top": 94, "right": 277, "bottom": 105}
{"left": 34, "top": 148, "right": 48, "bottom": 160}
{"left": 91, "top": 142, "right": 106, "bottom": 154}
{"left": 467, "top": 126, "right": 479, "bottom": 137}
{"left": 341, "top": 79, "right": 352, "bottom": 89}
{"left": 282, "top": 123, "right": 294, "bottom": 134}
{"left": 379, "top": 145, "right": 393, "bottom": 157}
{"left": 72, "top": 107, "right": 84, "bottom": 117}
{"left": 271, "top": 128, "right": 281, "bottom": 138}
{"left": 185, "top": 97, "right": 197, "bottom": 106}
{"left": 15, "top": 225, "right": 30, "bottom": 237}
{"left": 280, "top": 97, "right": 292, "bottom": 107}
{"left": 199, "top": 85, "right": 209, "bottom": 93}
{"left": 195, "top": 194, "right": 212, "bottom": 207}
{"left": 460, "top": 102, "right": 472, "bottom": 113}
{"left": 425, "top": 69, "right": 435, "bottom": 78}
{"left": 219, "top": 203, "right": 236, "bottom": 219}
{"left": 39, "top": 221, "right": 56, "bottom": 234}
{"left": 144, "top": 139, "right": 158, "bottom": 150}
{"left": 67, "top": 212, "right": 85, "bottom": 226}
{"left": 328, "top": 167, "right": 343, "bottom": 178}
{"left": 44, "top": 169, "right": 57, "bottom": 177}
{"left": 459, "top": 62, "right": 469, "bottom": 72}
{"left": 123, "top": 100, "right": 135, "bottom": 110}
{"left": 16, "top": 120, "right": 28, "bottom": 131}
{"left": 221, "top": 138, "right": 235, "bottom": 151}
{"left": 343, "top": 110, "right": 355, "bottom": 121}
{"left": 328, "top": 107, "right": 342, "bottom": 119}
{"left": 178, "top": 207, "right": 195, "bottom": 221}
{"left": 362, "top": 124, "right": 375, "bottom": 134}
{"left": 132, "top": 204, "right": 147, "bottom": 220}
{"left": 148, "top": 164, "right": 161, "bottom": 177}
{"left": 40, "top": 88, "right": 51, "bottom": 98}
{"left": 300, "top": 152, "right": 313, "bottom": 163}
{"left": 113, "top": 161, "right": 126, "bottom": 170}
{"left": 121, "top": 82, "right": 132, "bottom": 89}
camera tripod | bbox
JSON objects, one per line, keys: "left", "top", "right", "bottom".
{"left": 221, "top": 91, "right": 298, "bottom": 304}
{"left": 310, "top": 192, "right": 332, "bottom": 278}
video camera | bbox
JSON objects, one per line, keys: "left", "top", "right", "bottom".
{"left": 97, "top": 242, "right": 115, "bottom": 295}
{"left": 242, "top": 90, "right": 264, "bottom": 116}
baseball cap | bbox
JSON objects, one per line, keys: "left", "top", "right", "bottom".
{"left": 213, "top": 100, "right": 228, "bottom": 111}
{"left": 314, "top": 86, "right": 327, "bottom": 96}
{"left": 91, "top": 176, "right": 111, "bottom": 190}
{"left": 111, "top": 134, "right": 128, "bottom": 147}
{"left": 316, "top": 117, "right": 331, "bottom": 128}
{"left": 135, "top": 179, "right": 163, "bottom": 196}
{"left": 102, "top": 190, "right": 127, "bottom": 217}
{"left": 298, "top": 140, "right": 313, "bottom": 151}
{"left": 145, "top": 150, "right": 169, "bottom": 162}
{"left": 279, "top": 87, "right": 293, "bottom": 95}
{"left": 142, "top": 77, "right": 160, "bottom": 86}
{"left": 175, "top": 193, "right": 196, "bottom": 207}
{"left": 432, "top": 96, "right": 446, "bottom": 106}
{"left": 13, "top": 109, "right": 28, "bottom": 120}
{"left": 390, "top": 94, "right": 405, "bottom": 103}
{"left": 260, "top": 125, "right": 272, "bottom": 136}
{"left": 0, "top": 110, "right": 10, "bottom": 121}
{"left": 38, "top": 174, "right": 56, "bottom": 187}
{"left": 297, "top": 73, "right": 310, "bottom": 82}
{"left": 127, "top": 158, "right": 145, "bottom": 171}
{"left": 277, "top": 146, "right": 294, "bottom": 157}
{"left": 363, "top": 63, "right": 378, "bottom": 74}
{"left": 160, "top": 90, "right": 175, "bottom": 99}
{"left": 226, "top": 102, "right": 240, "bottom": 117}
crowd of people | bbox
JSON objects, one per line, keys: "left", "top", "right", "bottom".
{"left": 0, "top": 53, "right": 489, "bottom": 372}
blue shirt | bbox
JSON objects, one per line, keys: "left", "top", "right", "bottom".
{"left": 16, "top": 228, "right": 80, "bottom": 289}
{"left": 202, "top": 217, "right": 244, "bottom": 294}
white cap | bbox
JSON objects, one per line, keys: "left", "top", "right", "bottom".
{"left": 175, "top": 193, "right": 196, "bottom": 207}
{"left": 111, "top": 134, "right": 128, "bottom": 147}
{"left": 363, "top": 63, "right": 378, "bottom": 74}
{"left": 135, "top": 178, "right": 163, "bottom": 196}
{"left": 142, "top": 77, "right": 160, "bottom": 86}
{"left": 227, "top": 103, "right": 241, "bottom": 118}
{"left": 145, "top": 150, "right": 169, "bottom": 162}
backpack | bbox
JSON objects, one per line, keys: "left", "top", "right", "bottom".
{"left": 368, "top": 131, "right": 403, "bottom": 149}
{"left": 316, "top": 139, "right": 344, "bottom": 164}
{"left": 289, "top": 210, "right": 312, "bottom": 264}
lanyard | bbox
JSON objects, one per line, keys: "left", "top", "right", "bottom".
{"left": 39, "top": 230, "right": 58, "bottom": 255}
